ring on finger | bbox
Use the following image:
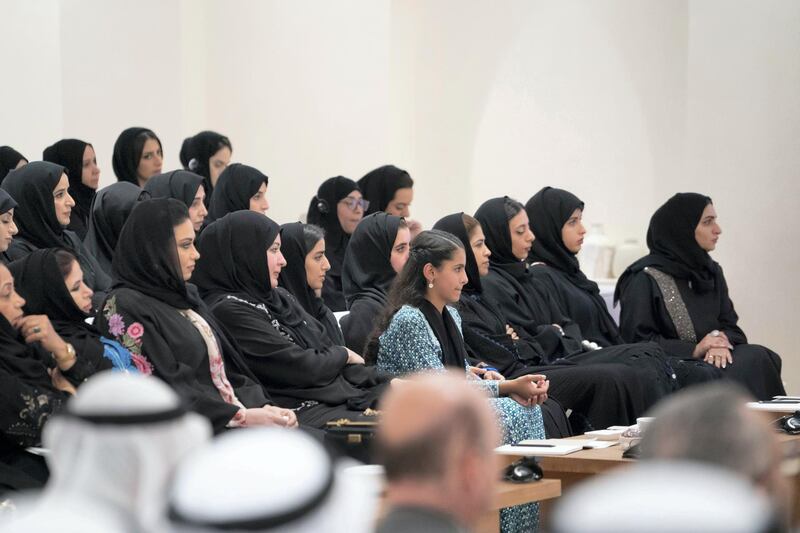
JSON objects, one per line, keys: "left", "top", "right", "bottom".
{"left": 32, "top": 326, "right": 41, "bottom": 334}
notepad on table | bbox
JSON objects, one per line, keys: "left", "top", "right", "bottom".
{"left": 496, "top": 439, "right": 583, "bottom": 456}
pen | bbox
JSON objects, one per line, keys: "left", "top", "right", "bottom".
{"left": 514, "top": 443, "right": 556, "bottom": 448}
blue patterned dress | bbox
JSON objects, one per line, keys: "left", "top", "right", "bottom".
{"left": 376, "top": 305, "right": 545, "bottom": 533}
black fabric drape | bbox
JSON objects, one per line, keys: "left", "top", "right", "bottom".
{"left": 83, "top": 182, "right": 143, "bottom": 275}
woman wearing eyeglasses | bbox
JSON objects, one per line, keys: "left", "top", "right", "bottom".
{"left": 307, "top": 176, "right": 368, "bottom": 312}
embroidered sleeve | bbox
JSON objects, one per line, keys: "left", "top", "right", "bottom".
{"left": 0, "top": 379, "right": 65, "bottom": 448}
{"left": 100, "top": 296, "right": 155, "bottom": 375}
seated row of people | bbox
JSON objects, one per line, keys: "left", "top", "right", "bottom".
{"left": 0, "top": 147, "right": 784, "bottom": 514}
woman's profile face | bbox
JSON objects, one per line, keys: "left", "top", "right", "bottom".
{"left": 137, "top": 138, "right": 163, "bottom": 185}
{"left": 209, "top": 146, "right": 231, "bottom": 187}
{"left": 0, "top": 209, "right": 18, "bottom": 252}
{"left": 390, "top": 227, "right": 411, "bottom": 273}
{"left": 304, "top": 239, "right": 330, "bottom": 295}
{"left": 250, "top": 183, "right": 270, "bottom": 214}
{"left": 694, "top": 204, "right": 721, "bottom": 252}
{"left": 173, "top": 218, "right": 200, "bottom": 281}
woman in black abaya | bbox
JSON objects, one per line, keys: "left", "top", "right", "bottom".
{"left": 306, "top": 176, "right": 367, "bottom": 311}
{"left": 84, "top": 182, "right": 144, "bottom": 275}
{"left": 1, "top": 162, "right": 111, "bottom": 297}
{"left": 279, "top": 222, "right": 345, "bottom": 345}
{"left": 434, "top": 212, "right": 651, "bottom": 430}
{"left": 42, "top": 138, "right": 100, "bottom": 240}
{"left": 144, "top": 170, "right": 208, "bottom": 232}
{"left": 193, "top": 212, "right": 389, "bottom": 428}
{"left": 94, "top": 198, "right": 296, "bottom": 432}
{"left": 179, "top": 130, "right": 232, "bottom": 203}
{"left": 525, "top": 187, "right": 720, "bottom": 388}
{"left": 615, "top": 193, "right": 784, "bottom": 400}
{"left": 205, "top": 163, "right": 269, "bottom": 225}
{"left": 475, "top": 197, "right": 677, "bottom": 406}
{"left": 340, "top": 212, "right": 410, "bottom": 353}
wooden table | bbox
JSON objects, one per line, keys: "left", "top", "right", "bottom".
{"left": 476, "top": 479, "right": 561, "bottom": 533}
{"left": 498, "top": 433, "right": 800, "bottom": 527}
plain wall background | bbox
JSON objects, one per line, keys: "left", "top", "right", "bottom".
{"left": 1, "top": 0, "right": 797, "bottom": 390}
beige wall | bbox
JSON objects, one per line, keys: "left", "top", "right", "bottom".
{"left": 1, "top": 0, "right": 796, "bottom": 389}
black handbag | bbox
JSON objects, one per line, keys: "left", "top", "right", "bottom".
{"left": 323, "top": 410, "right": 380, "bottom": 463}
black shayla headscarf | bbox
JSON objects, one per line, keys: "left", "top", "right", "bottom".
{"left": 278, "top": 222, "right": 327, "bottom": 319}
{"left": 112, "top": 198, "right": 195, "bottom": 310}
{"left": 112, "top": 127, "right": 161, "bottom": 184}
{"left": 84, "top": 182, "right": 143, "bottom": 275}
{"left": 144, "top": 170, "right": 204, "bottom": 208}
{"left": 0, "top": 146, "right": 27, "bottom": 184}
{"left": 358, "top": 165, "right": 413, "bottom": 215}
{"left": 526, "top": 187, "right": 598, "bottom": 293}
{"left": 0, "top": 188, "right": 17, "bottom": 215}
{"left": 9, "top": 248, "right": 104, "bottom": 363}
{"left": 616, "top": 193, "right": 715, "bottom": 301}
{"left": 433, "top": 212, "right": 483, "bottom": 294}
{"left": 194, "top": 211, "right": 306, "bottom": 328}
{"left": 42, "top": 139, "right": 95, "bottom": 238}
{"left": 179, "top": 131, "right": 231, "bottom": 200}
{"left": 0, "top": 161, "right": 73, "bottom": 250}
{"left": 342, "top": 212, "right": 403, "bottom": 308}
{"left": 206, "top": 164, "right": 268, "bottom": 224}
{"left": 474, "top": 196, "right": 526, "bottom": 277}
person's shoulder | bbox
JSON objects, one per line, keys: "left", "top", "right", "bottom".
{"left": 444, "top": 305, "right": 462, "bottom": 325}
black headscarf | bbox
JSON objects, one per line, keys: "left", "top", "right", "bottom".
{"left": 616, "top": 193, "right": 716, "bottom": 301}
{"left": 179, "top": 131, "right": 231, "bottom": 199}
{"left": 143, "top": 170, "right": 204, "bottom": 208}
{"left": 342, "top": 212, "right": 403, "bottom": 308}
{"left": 358, "top": 165, "right": 413, "bottom": 215}
{"left": 194, "top": 211, "right": 307, "bottom": 329}
{"left": 112, "top": 127, "right": 161, "bottom": 184}
{"left": 278, "top": 222, "right": 326, "bottom": 318}
{"left": 112, "top": 198, "right": 195, "bottom": 310}
{"left": 433, "top": 212, "right": 483, "bottom": 294}
{"left": 42, "top": 139, "right": 95, "bottom": 238}
{"left": 0, "top": 146, "right": 27, "bottom": 184}
{"left": 526, "top": 187, "right": 598, "bottom": 293}
{"left": 0, "top": 161, "right": 73, "bottom": 250}
{"left": 9, "top": 249, "right": 104, "bottom": 363}
{"left": 206, "top": 164, "right": 268, "bottom": 224}
{"left": 307, "top": 176, "right": 358, "bottom": 244}
{"left": 0, "top": 188, "right": 17, "bottom": 215}
{"left": 474, "top": 196, "right": 527, "bottom": 277}
{"left": 84, "top": 182, "right": 143, "bottom": 275}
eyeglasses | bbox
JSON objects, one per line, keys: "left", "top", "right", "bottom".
{"left": 339, "top": 197, "right": 369, "bottom": 212}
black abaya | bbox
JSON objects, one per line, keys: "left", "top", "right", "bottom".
{"left": 616, "top": 193, "right": 785, "bottom": 400}
{"left": 433, "top": 212, "right": 652, "bottom": 429}
{"left": 193, "top": 211, "right": 387, "bottom": 428}
{"left": 95, "top": 199, "right": 272, "bottom": 432}
{"left": 475, "top": 197, "right": 678, "bottom": 406}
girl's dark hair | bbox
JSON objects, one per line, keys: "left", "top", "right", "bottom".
{"left": 462, "top": 213, "right": 480, "bottom": 238}
{"left": 364, "top": 229, "right": 464, "bottom": 364}
{"left": 54, "top": 249, "right": 79, "bottom": 279}
{"left": 134, "top": 130, "right": 162, "bottom": 165}
{"left": 503, "top": 197, "right": 525, "bottom": 221}
{"left": 302, "top": 224, "right": 325, "bottom": 252}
